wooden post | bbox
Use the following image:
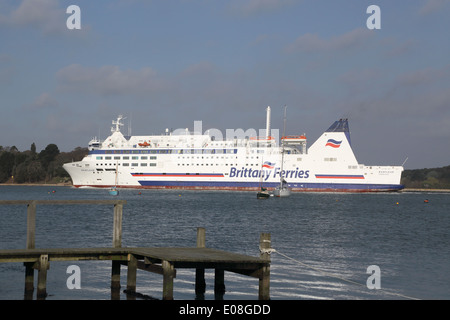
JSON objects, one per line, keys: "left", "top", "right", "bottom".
{"left": 24, "top": 263, "right": 34, "bottom": 299}
{"left": 113, "top": 202, "right": 123, "bottom": 248}
{"left": 259, "top": 233, "right": 271, "bottom": 300}
{"left": 111, "top": 202, "right": 123, "bottom": 299}
{"left": 111, "top": 260, "right": 121, "bottom": 299}
{"left": 214, "top": 268, "right": 225, "bottom": 300}
{"left": 195, "top": 227, "right": 206, "bottom": 297}
{"left": 26, "top": 201, "right": 36, "bottom": 249}
{"left": 162, "top": 260, "right": 175, "bottom": 300}
{"left": 196, "top": 227, "right": 205, "bottom": 248}
{"left": 127, "top": 254, "right": 137, "bottom": 294}
{"left": 37, "top": 254, "right": 49, "bottom": 300}
{"left": 24, "top": 201, "right": 36, "bottom": 298}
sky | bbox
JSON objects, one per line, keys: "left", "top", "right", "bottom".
{"left": 0, "top": 0, "right": 449, "bottom": 170}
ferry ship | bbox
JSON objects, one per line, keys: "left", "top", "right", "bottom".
{"left": 63, "top": 108, "right": 404, "bottom": 192}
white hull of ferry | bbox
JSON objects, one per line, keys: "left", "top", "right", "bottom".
{"left": 63, "top": 111, "right": 404, "bottom": 193}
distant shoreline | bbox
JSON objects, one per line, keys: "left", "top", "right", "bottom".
{"left": 1, "top": 183, "right": 450, "bottom": 193}
{"left": 402, "top": 188, "right": 450, "bottom": 193}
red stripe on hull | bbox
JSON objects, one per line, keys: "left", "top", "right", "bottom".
{"left": 131, "top": 174, "right": 224, "bottom": 177}
{"left": 73, "top": 185, "right": 402, "bottom": 193}
{"left": 316, "top": 176, "right": 365, "bottom": 179}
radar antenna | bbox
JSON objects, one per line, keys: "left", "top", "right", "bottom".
{"left": 111, "top": 115, "right": 126, "bottom": 133}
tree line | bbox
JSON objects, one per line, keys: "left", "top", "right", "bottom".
{"left": 0, "top": 143, "right": 87, "bottom": 184}
{"left": 401, "top": 165, "right": 450, "bottom": 189}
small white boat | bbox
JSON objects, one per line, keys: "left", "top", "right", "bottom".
{"left": 273, "top": 180, "right": 292, "bottom": 197}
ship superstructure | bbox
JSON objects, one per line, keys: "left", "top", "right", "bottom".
{"left": 63, "top": 109, "right": 404, "bottom": 192}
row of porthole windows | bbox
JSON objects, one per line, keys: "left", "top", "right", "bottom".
{"left": 94, "top": 149, "right": 238, "bottom": 155}
{"left": 96, "top": 156, "right": 157, "bottom": 160}
{"left": 96, "top": 163, "right": 157, "bottom": 167}
{"left": 177, "top": 163, "right": 260, "bottom": 167}
{"left": 94, "top": 160, "right": 263, "bottom": 167}
{"left": 94, "top": 162, "right": 260, "bottom": 167}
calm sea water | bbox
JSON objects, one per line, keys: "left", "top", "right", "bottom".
{"left": 0, "top": 185, "right": 449, "bottom": 300}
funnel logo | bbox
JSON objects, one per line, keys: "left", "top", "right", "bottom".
{"left": 262, "top": 161, "right": 275, "bottom": 169}
{"left": 325, "top": 139, "right": 342, "bottom": 148}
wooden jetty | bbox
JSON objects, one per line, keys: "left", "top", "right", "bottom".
{"left": 0, "top": 200, "right": 271, "bottom": 300}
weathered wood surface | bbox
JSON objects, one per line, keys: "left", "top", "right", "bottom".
{"left": 0, "top": 248, "right": 130, "bottom": 263}
{"left": 0, "top": 247, "right": 267, "bottom": 266}
{"left": 0, "top": 200, "right": 127, "bottom": 205}
{"left": 132, "top": 247, "right": 266, "bottom": 265}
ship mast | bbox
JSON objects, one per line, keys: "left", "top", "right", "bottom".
{"left": 280, "top": 105, "right": 287, "bottom": 184}
{"left": 266, "top": 106, "right": 271, "bottom": 140}
{"left": 111, "top": 115, "right": 125, "bottom": 133}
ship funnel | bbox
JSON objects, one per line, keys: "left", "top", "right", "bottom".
{"left": 266, "top": 106, "right": 271, "bottom": 139}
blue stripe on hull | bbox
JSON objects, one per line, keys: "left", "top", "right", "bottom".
{"left": 138, "top": 180, "right": 277, "bottom": 188}
{"left": 137, "top": 180, "right": 404, "bottom": 191}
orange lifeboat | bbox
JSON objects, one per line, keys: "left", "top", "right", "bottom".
{"left": 138, "top": 141, "right": 150, "bottom": 147}
{"left": 281, "top": 135, "right": 306, "bottom": 140}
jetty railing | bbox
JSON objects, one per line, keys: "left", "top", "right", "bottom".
{"left": 0, "top": 200, "right": 126, "bottom": 249}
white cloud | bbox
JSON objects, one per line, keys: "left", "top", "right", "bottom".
{"left": 0, "top": 0, "right": 66, "bottom": 34}
{"left": 19, "top": 93, "right": 59, "bottom": 114}
{"left": 396, "top": 65, "right": 450, "bottom": 87}
{"left": 56, "top": 64, "right": 167, "bottom": 96}
{"left": 27, "top": 92, "right": 59, "bottom": 110}
{"left": 418, "top": 0, "right": 450, "bottom": 15}
{"left": 229, "top": 0, "right": 297, "bottom": 16}
{"left": 0, "top": 0, "right": 91, "bottom": 36}
{"left": 285, "top": 28, "right": 374, "bottom": 54}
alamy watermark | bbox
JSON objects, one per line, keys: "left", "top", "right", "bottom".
{"left": 66, "top": 5, "right": 81, "bottom": 30}
{"left": 66, "top": 4, "right": 381, "bottom": 31}
{"left": 366, "top": 5, "right": 381, "bottom": 30}
{"left": 66, "top": 265, "right": 81, "bottom": 290}
{"left": 171, "top": 120, "right": 280, "bottom": 145}
{"left": 366, "top": 265, "right": 381, "bottom": 290}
